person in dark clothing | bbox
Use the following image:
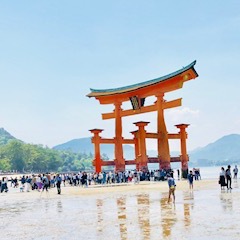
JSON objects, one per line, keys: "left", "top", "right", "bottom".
{"left": 177, "top": 169, "right": 180, "bottom": 180}
{"left": 1, "top": 177, "right": 8, "bottom": 193}
{"left": 219, "top": 167, "right": 226, "bottom": 190}
{"left": 42, "top": 174, "right": 49, "bottom": 192}
{"left": 226, "top": 165, "right": 232, "bottom": 190}
{"left": 81, "top": 172, "right": 88, "bottom": 187}
{"left": 187, "top": 170, "right": 194, "bottom": 190}
{"left": 55, "top": 174, "right": 62, "bottom": 194}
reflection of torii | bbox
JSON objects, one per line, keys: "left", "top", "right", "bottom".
{"left": 88, "top": 61, "right": 198, "bottom": 177}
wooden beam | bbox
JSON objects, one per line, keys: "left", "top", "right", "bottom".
{"left": 146, "top": 133, "right": 180, "bottom": 139}
{"left": 168, "top": 133, "right": 181, "bottom": 139}
{"left": 102, "top": 104, "right": 156, "bottom": 120}
{"left": 163, "top": 98, "right": 182, "bottom": 109}
{"left": 93, "top": 138, "right": 135, "bottom": 144}
{"left": 122, "top": 139, "right": 135, "bottom": 144}
{"left": 100, "top": 156, "right": 181, "bottom": 166}
{"left": 92, "top": 138, "right": 115, "bottom": 144}
{"left": 146, "top": 133, "right": 158, "bottom": 139}
{"left": 102, "top": 98, "right": 182, "bottom": 120}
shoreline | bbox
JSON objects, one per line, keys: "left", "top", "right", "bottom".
{"left": 0, "top": 178, "right": 221, "bottom": 197}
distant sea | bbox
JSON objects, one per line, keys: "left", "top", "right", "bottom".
{"left": 184, "top": 166, "right": 221, "bottom": 179}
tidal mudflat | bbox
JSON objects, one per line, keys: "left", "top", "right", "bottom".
{"left": 0, "top": 180, "right": 240, "bottom": 240}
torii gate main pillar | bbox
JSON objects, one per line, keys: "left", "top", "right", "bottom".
{"left": 114, "top": 101, "right": 125, "bottom": 172}
{"left": 156, "top": 94, "right": 171, "bottom": 170}
{"left": 89, "top": 129, "right": 103, "bottom": 173}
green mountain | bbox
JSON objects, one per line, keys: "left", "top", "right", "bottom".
{"left": 189, "top": 134, "right": 240, "bottom": 166}
{"left": 0, "top": 128, "right": 16, "bottom": 146}
{"left": 53, "top": 137, "right": 136, "bottom": 159}
{"left": 54, "top": 134, "right": 240, "bottom": 167}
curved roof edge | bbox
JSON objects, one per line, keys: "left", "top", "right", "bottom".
{"left": 88, "top": 60, "right": 197, "bottom": 96}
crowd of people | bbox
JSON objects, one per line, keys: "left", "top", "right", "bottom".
{"left": 6, "top": 166, "right": 234, "bottom": 199}
{"left": 0, "top": 169, "right": 180, "bottom": 194}
{"left": 0, "top": 173, "right": 63, "bottom": 194}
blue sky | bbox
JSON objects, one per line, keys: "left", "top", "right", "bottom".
{"left": 0, "top": 1, "right": 240, "bottom": 151}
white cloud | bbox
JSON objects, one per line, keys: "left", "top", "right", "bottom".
{"left": 166, "top": 107, "right": 200, "bottom": 123}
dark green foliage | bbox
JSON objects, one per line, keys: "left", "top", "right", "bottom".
{"left": 0, "top": 140, "right": 93, "bottom": 172}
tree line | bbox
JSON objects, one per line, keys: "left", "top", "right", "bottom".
{"left": 0, "top": 140, "right": 94, "bottom": 172}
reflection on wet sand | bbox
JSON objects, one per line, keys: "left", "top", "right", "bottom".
{"left": 2, "top": 180, "right": 240, "bottom": 239}
{"left": 220, "top": 192, "right": 233, "bottom": 211}
{"left": 96, "top": 199, "right": 103, "bottom": 234}
{"left": 160, "top": 193, "right": 177, "bottom": 238}
{"left": 57, "top": 200, "right": 63, "bottom": 213}
{"left": 233, "top": 179, "right": 239, "bottom": 189}
{"left": 137, "top": 193, "right": 150, "bottom": 240}
{"left": 183, "top": 191, "right": 194, "bottom": 228}
{"left": 117, "top": 197, "right": 127, "bottom": 240}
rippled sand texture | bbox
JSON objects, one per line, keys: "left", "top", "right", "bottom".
{"left": 1, "top": 180, "right": 240, "bottom": 240}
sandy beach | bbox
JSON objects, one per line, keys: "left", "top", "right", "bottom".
{"left": 0, "top": 179, "right": 240, "bottom": 240}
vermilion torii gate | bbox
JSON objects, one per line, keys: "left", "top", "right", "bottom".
{"left": 87, "top": 61, "right": 198, "bottom": 177}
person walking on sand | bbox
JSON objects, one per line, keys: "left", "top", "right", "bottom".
{"left": 42, "top": 174, "right": 49, "bottom": 192}
{"left": 187, "top": 170, "right": 194, "bottom": 190}
{"left": 167, "top": 174, "right": 176, "bottom": 203}
{"left": 55, "top": 174, "right": 62, "bottom": 195}
{"left": 226, "top": 165, "right": 232, "bottom": 190}
{"left": 219, "top": 167, "right": 226, "bottom": 190}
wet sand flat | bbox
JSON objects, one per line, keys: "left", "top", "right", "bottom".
{"left": 0, "top": 179, "right": 240, "bottom": 240}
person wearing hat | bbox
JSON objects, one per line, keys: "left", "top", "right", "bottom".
{"left": 167, "top": 174, "right": 176, "bottom": 203}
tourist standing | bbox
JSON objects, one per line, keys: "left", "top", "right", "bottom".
{"left": 219, "top": 167, "right": 226, "bottom": 190}
{"left": 36, "top": 174, "right": 42, "bottom": 191}
{"left": 1, "top": 177, "right": 8, "bottom": 193}
{"left": 167, "top": 174, "right": 176, "bottom": 203}
{"left": 133, "top": 170, "right": 139, "bottom": 184}
{"left": 55, "top": 174, "right": 62, "bottom": 194}
{"left": 187, "top": 170, "right": 194, "bottom": 190}
{"left": 20, "top": 175, "right": 26, "bottom": 191}
{"left": 13, "top": 177, "right": 18, "bottom": 188}
{"left": 177, "top": 169, "right": 180, "bottom": 180}
{"left": 233, "top": 165, "right": 238, "bottom": 179}
{"left": 226, "top": 165, "right": 232, "bottom": 190}
{"left": 25, "top": 176, "right": 32, "bottom": 192}
{"left": 42, "top": 174, "right": 49, "bottom": 192}
{"left": 81, "top": 172, "right": 88, "bottom": 187}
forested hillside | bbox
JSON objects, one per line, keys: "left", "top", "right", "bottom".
{"left": 0, "top": 128, "right": 16, "bottom": 145}
{"left": 0, "top": 139, "right": 94, "bottom": 172}
{"left": 0, "top": 129, "right": 94, "bottom": 172}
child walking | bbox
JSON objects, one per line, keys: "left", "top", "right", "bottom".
{"left": 167, "top": 174, "right": 176, "bottom": 203}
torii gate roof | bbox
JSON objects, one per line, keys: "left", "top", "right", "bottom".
{"left": 87, "top": 60, "right": 198, "bottom": 104}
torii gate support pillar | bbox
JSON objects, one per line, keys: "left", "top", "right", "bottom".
{"left": 134, "top": 121, "right": 149, "bottom": 171}
{"left": 89, "top": 129, "right": 103, "bottom": 173}
{"left": 175, "top": 124, "right": 189, "bottom": 178}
